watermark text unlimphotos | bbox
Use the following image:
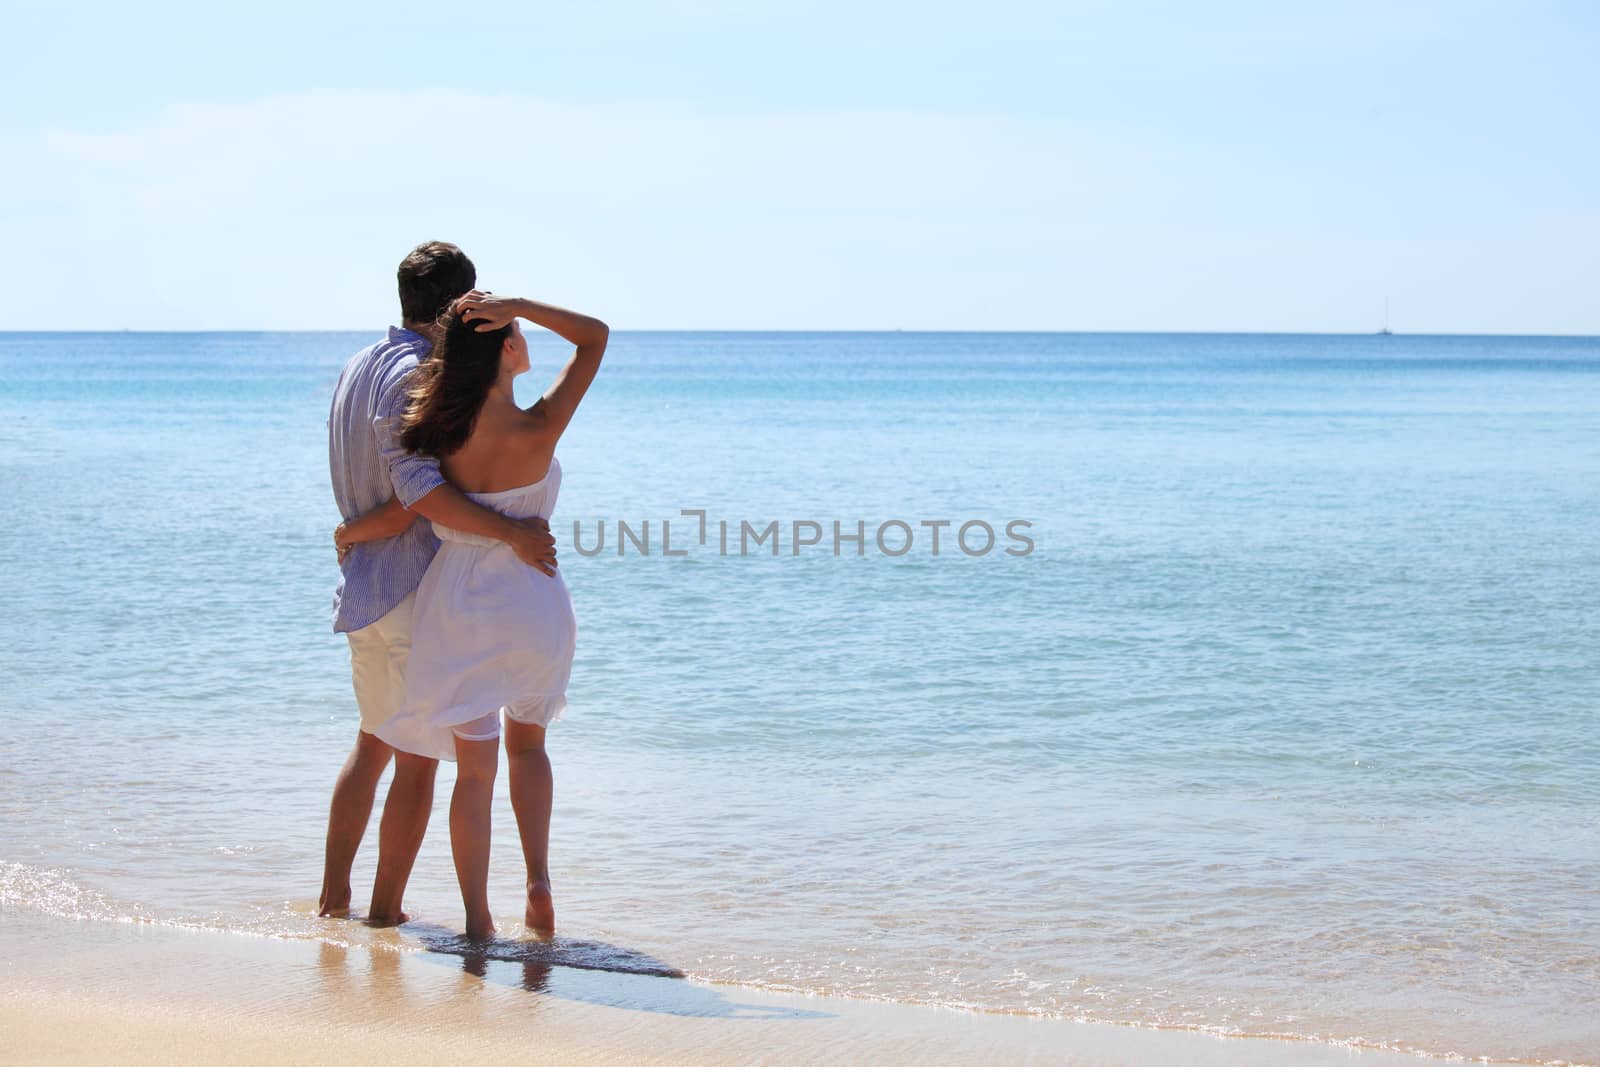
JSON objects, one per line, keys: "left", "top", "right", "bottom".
{"left": 570, "top": 511, "right": 1034, "bottom": 558}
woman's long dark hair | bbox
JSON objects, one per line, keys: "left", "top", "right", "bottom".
{"left": 400, "top": 309, "right": 512, "bottom": 457}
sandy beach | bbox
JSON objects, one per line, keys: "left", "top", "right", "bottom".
{"left": 1, "top": 908, "right": 1535, "bottom": 1066}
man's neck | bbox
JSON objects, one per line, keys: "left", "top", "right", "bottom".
{"left": 400, "top": 320, "right": 436, "bottom": 344}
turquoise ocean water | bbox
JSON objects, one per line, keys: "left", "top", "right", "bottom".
{"left": 1, "top": 330, "right": 1596, "bottom": 1063}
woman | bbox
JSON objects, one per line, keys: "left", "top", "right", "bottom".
{"left": 335, "top": 289, "right": 608, "bottom": 940}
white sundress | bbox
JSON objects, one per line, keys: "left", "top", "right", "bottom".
{"left": 376, "top": 456, "right": 576, "bottom": 762}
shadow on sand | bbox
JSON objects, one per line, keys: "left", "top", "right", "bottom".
{"left": 403, "top": 922, "right": 833, "bottom": 1021}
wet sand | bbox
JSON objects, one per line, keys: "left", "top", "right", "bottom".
{"left": 0, "top": 908, "right": 1532, "bottom": 1066}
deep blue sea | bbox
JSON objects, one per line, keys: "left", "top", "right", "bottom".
{"left": 2, "top": 331, "right": 1596, "bottom": 1064}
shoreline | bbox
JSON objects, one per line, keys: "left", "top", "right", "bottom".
{"left": 0, "top": 907, "right": 1538, "bottom": 1066}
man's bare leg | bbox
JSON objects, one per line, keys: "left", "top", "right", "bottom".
{"left": 368, "top": 751, "right": 440, "bottom": 925}
{"left": 505, "top": 720, "right": 555, "bottom": 936}
{"left": 319, "top": 730, "right": 393, "bottom": 917}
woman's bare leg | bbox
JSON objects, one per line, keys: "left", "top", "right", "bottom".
{"left": 451, "top": 735, "right": 499, "bottom": 940}
{"left": 505, "top": 720, "right": 555, "bottom": 935}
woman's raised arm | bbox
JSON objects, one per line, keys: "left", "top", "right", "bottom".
{"left": 457, "top": 291, "right": 609, "bottom": 442}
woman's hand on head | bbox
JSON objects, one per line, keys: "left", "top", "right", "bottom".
{"left": 455, "top": 290, "right": 523, "bottom": 333}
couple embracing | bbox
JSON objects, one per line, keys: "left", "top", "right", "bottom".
{"left": 318, "top": 241, "right": 608, "bottom": 940}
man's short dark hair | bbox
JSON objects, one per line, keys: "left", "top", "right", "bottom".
{"left": 397, "top": 241, "right": 477, "bottom": 324}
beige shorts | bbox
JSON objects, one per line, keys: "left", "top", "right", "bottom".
{"left": 346, "top": 592, "right": 415, "bottom": 734}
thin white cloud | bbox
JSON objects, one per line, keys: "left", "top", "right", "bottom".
{"left": 4, "top": 88, "right": 1596, "bottom": 332}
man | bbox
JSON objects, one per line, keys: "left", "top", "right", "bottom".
{"left": 318, "top": 241, "right": 557, "bottom": 921}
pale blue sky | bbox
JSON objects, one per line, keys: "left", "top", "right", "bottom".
{"left": 2, "top": 1, "right": 1595, "bottom": 332}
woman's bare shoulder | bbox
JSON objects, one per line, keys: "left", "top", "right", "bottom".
{"left": 514, "top": 399, "right": 556, "bottom": 439}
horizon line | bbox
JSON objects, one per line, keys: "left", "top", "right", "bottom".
{"left": 2, "top": 328, "right": 1597, "bottom": 340}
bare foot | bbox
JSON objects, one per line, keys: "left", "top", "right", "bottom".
{"left": 366, "top": 910, "right": 411, "bottom": 928}
{"left": 465, "top": 915, "right": 497, "bottom": 942}
{"left": 318, "top": 887, "right": 351, "bottom": 918}
{"left": 525, "top": 880, "right": 555, "bottom": 937}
